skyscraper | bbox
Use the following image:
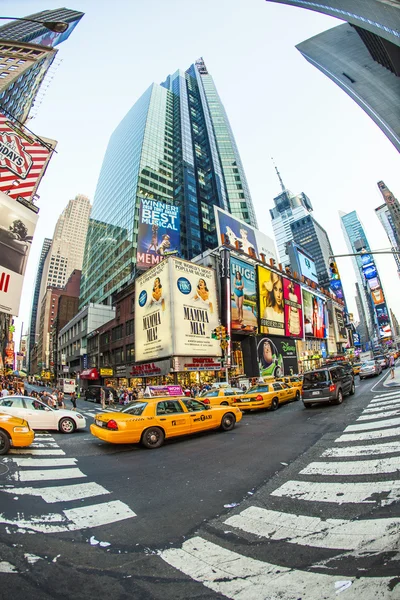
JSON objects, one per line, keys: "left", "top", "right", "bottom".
{"left": 269, "top": 166, "right": 313, "bottom": 265}
{"left": 377, "top": 181, "right": 400, "bottom": 243}
{"left": 80, "top": 58, "right": 257, "bottom": 307}
{"left": 375, "top": 203, "right": 400, "bottom": 278}
{"left": 0, "top": 9, "right": 84, "bottom": 46}
{"left": 28, "top": 237, "right": 52, "bottom": 372}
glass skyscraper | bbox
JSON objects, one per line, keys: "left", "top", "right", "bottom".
{"left": 80, "top": 58, "right": 257, "bottom": 307}
{"left": 289, "top": 215, "right": 334, "bottom": 288}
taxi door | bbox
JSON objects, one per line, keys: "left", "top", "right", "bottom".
{"left": 182, "top": 398, "right": 217, "bottom": 433}
{"left": 271, "top": 382, "right": 288, "bottom": 404}
{"left": 154, "top": 399, "right": 191, "bottom": 438}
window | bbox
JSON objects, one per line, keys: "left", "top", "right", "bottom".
{"left": 0, "top": 397, "right": 24, "bottom": 408}
{"left": 125, "top": 319, "right": 134, "bottom": 336}
{"left": 272, "top": 383, "right": 283, "bottom": 391}
{"left": 126, "top": 343, "right": 134, "bottom": 362}
{"left": 121, "top": 402, "right": 147, "bottom": 416}
{"left": 181, "top": 399, "right": 205, "bottom": 412}
{"left": 111, "top": 324, "right": 123, "bottom": 341}
{"left": 156, "top": 400, "right": 184, "bottom": 415}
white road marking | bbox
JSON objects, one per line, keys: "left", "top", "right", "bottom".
{"left": 63, "top": 500, "right": 136, "bottom": 528}
{"left": 0, "top": 482, "right": 110, "bottom": 503}
{"left": 12, "top": 468, "right": 86, "bottom": 482}
{"left": 224, "top": 507, "right": 400, "bottom": 552}
{"left": 271, "top": 479, "right": 400, "bottom": 505}
{"left": 9, "top": 449, "right": 66, "bottom": 456}
{"left": 336, "top": 427, "right": 400, "bottom": 442}
{"left": 322, "top": 442, "right": 400, "bottom": 457}
{"left": 160, "top": 537, "right": 394, "bottom": 600}
{"left": 364, "top": 402, "right": 400, "bottom": 412}
{"left": 300, "top": 456, "right": 400, "bottom": 476}
{"left": 9, "top": 458, "right": 77, "bottom": 467}
{"left": 0, "top": 560, "right": 17, "bottom": 573}
{"left": 30, "top": 443, "right": 59, "bottom": 448}
{"left": 372, "top": 391, "right": 400, "bottom": 400}
{"left": 32, "top": 436, "right": 55, "bottom": 441}
{"left": 369, "top": 398, "right": 400, "bottom": 407}
{"left": 345, "top": 417, "right": 400, "bottom": 432}
{"left": 358, "top": 409, "right": 400, "bottom": 420}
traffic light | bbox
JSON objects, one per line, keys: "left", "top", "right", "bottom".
{"left": 329, "top": 261, "right": 339, "bottom": 280}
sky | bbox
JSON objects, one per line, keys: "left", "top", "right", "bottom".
{"left": 4, "top": 0, "right": 399, "bottom": 344}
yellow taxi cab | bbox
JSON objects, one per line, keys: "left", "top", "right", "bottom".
{"left": 0, "top": 412, "right": 34, "bottom": 454}
{"left": 198, "top": 387, "right": 243, "bottom": 407}
{"left": 275, "top": 376, "right": 303, "bottom": 390}
{"left": 352, "top": 362, "right": 362, "bottom": 376}
{"left": 231, "top": 381, "right": 301, "bottom": 412}
{"left": 90, "top": 396, "right": 243, "bottom": 449}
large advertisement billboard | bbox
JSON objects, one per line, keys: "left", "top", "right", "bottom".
{"left": 230, "top": 257, "right": 257, "bottom": 333}
{"left": 0, "top": 115, "right": 53, "bottom": 202}
{"left": 256, "top": 336, "right": 298, "bottom": 378}
{"left": 363, "top": 264, "right": 377, "bottom": 280}
{"left": 302, "top": 289, "right": 327, "bottom": 339}
{"left": 371, "top": 288, "right": 385, "bottom": 305}
{"left": 30, "top": 19, "right": 81, "bottom": 47}
{"left": 0, "top": 192, "right": 38, "bottom": 316}
{"left": 136, "top": 198, "right": 180, "bottom": 270}
{"left": 283, "top": 278, "right": 303, "bottom": 339}
{"left": 214, "top": 206, "right": 277, "bottom": 263}
{"left": 297, "top": 249, "right": 318, "bottom": 283}
{"left": 258, "top": 266, "right": 284, "bottom": 336}
{"left": 334, "top": 307, "right": 347, "bottom": 342}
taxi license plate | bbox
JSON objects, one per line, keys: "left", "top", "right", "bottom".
{"left": 95, "top": 419, "right": 103, "bottom": 427}
{"left": 312, "top": 391, "right": 320, "bottom": 396}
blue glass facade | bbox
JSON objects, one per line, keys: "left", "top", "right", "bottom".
{"left": 80, "top": 58, "right": 257, "bottom": 307}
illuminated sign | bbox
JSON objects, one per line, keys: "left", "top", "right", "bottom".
{"left": 298, "top": 250, "right": 318, "bottom": 283}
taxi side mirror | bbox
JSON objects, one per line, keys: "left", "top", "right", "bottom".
{"left": 204, "top": 404, "right": 211, "bottom": 410}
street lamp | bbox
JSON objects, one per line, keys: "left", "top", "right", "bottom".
{"left": 0, "top": 16, "right": 69, "bottom": 33}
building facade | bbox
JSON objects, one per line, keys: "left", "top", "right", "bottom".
{"left": 0, "top": 9, "right": 84, "bottom": 45}
{"left": 377, "top": 181, "right": 400, "bottom": 245}
{"left": 80, "top": 57, "right": 257, "bottom": 307}
{"left": 375, "top": 203, "right": 400, "bottom": 278}
{"left": 28, "top": 237, "right": 52, "bottom": 371}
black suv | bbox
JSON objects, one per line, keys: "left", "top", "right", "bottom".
{"left": 85, "top": 386, "right": 118, "bottom": 404}
{"left": 302, "top": 366, "right": 355, "bottom": 408}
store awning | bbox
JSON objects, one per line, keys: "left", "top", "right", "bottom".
{"left": 80, "top": 368, "right": 100, "bottom": 380}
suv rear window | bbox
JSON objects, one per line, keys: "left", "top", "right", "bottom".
{"left": 303, "top": 371, "right": 329, "bottom": 384}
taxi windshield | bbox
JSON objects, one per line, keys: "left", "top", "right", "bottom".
{"left": 120, "top": 402, "right": 147, "bottom": 415}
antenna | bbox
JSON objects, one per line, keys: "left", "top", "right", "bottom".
{"left": 271, "top": 157, "right": 286, "bottom": 192}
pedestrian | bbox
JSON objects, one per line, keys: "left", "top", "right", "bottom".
{"left": 390, "top": 354, "right": 395, "bottom": 379}
{"left": 100, "top": 387, "right": 106, "bottom": 410}
{"left": 108, "top": 389, "right": 115, "bottom": 408}
{"left": 70, "top": 391, "right": 77, "bottom": 411}
{"left": 57, "top": 391, "right": 65, "bottom": 410}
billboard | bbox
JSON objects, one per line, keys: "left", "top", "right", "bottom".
{"left": 283, "top": 278, "right": 303, "bottom": 339}
{"left": 330, "top": 278, "right": 344, "bottom": 300}
{"left": 29, "top": 18, "right": 81, "bottom": 47}
{"left": 230, "top": 256, "right": 257, "bottom": 333}
{"left": 371, "top": 288, "right": 385, "bottom": 305}
{"left": 334, "top": 307, "right": 347, "bottom": 342}
{"left": 368, "top": 277, "right": 380, "bottom": 291}
{"left": 376, "top": 304, "right": 389, "bottom": 324}
{"left": 297, "top": 249, "right": 318, "bottom": 283}
{"left": 134, "top": 257, "right": 221, "bottom": 362}
{"left": 360, "top": 253, "right": 373, "bottom": 267}
{"left": 0, "top": 192, "right": 38, "bottom": 316}
{"left": 214, "top": 206, "right": 277, "bottom": 263}
{"left": 258, "top": 266, "right": 284, "bottom": 336}
{"left": 0, "top": 114, "right": 53, "bottom": 202}
{"left": 134, "top": 259, "right": 173, "bottom": 362}
{"left": 303, "top": 289, "right": 327, "bottom": 339}
{"left": 363, "top": 264, "right": 377, "bottom": 280}
{"left": 136, "top": 198, "right": 180, "bottom": 270}
{"left": 256, "top": 336, "right": 298, "bottom": 378}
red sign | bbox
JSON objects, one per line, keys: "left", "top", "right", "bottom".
{"left": 130, "top": 363, "right": 163, "bottom": 376}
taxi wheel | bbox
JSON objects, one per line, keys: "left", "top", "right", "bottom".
{"left": 295, "top": 391, "right": 301, "bottom": 401}
{"left": 220, "top": 413, "right": 236, "bottom": 431}
{"left": 142, "top": 427, "right": 165, "bottom": 449}
{"left": 59, "top": 417, "right": 76, "bottom": 434}
{"left": 270, "top": 397, "right": 279, "bottom": 411}
{"left": 0, "top": 430, "right": 10, "bottom": 455}
{"left": 220, "top": 401, "right": 229, "bottom": 406}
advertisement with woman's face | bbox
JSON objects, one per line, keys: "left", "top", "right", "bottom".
{"left": 230, "top": 257, "right": 257, "bottom": 333}
{"left": 302, "top": 289, "right": 326, "bottom": 339}
{"left": 258, "top": 266, "right": 284, "bottom": 335}
{"left": 283, "top": 279, "right": 303, "bottom": 338}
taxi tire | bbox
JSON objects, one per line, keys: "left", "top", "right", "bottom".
{"left": 270, "top": 397, "right": 279, "bottom": 411}
{"left": 295, "top": 391, "right": 301, "bottom": 401}
{"left": 142, "top": 427, "right": 165, "bottom": 449}
{"left": 220, "top": 413, "right": 236, "bottom": 431}
{"left": 59, "top": 417, "right": 76, "bottom": 434}
{"left": 0, "top": 429, "right": 10, "bottom": 455}
{"left": 220, "top": 401, "right": 229, "bottom": 406}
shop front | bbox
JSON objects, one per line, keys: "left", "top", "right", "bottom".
{"left": 171, "top": 356, "right": 222, "bottom": 387}
{"left": 296, "top": 339, "right": 327, "bottom": 373}
{"left": 99, "top": 367, "right": 115, "bottom": 388}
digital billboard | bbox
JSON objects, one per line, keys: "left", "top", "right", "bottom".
{"left": 0, "top": 114, "right": 53, "bottom": 202}
{"left": 256, "top": 336, "right": 298, "bottom": 378}
{"left": 258, "top": 266, "right": 284, "bottom": 336}
{"left": 363, "top": 264, "right": 377, "bottom": 280}
{"left": 376, "top": 304, "right": 389, "bottom": 324}
{"left": 297, "top": 249, "right": 318, "bottom": 283}
{"left": 330, "top": 278, "right": 344, "bottom": 300}
{"left": 302, "top": 289, "right": 327, "bottom": 339}
{"left": 371, "top": 288, "right": 385, "bottom": 305}
{"left": 30, "top": 19, "right": 81, "bottom": 47}
{"left": 136, "top": 198, "right": 180, "bottom": 270}
{"left": 0, "top": 192, "right": 38, "bottom": 316}
{"left": 283, "top": 278, "right": 303, "bottom": 339}
{"left": 368, "top": 277, "right": 380, "bottom": 290}
{"left": 360, "top": 253, "right": 373, "bottom": 267}
{"left": 334, "top": 307, "right": 347, "bottom": 341}
{"left": 214, "top": 206, "right": 277, "bottom": 263}
{"left": 230, "top": 257, "right": 257, "bottom": 333}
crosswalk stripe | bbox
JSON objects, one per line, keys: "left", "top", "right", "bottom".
{"left": 373, "top": 391, "right": 400, "bottom": 400}
{"left": 336, "top": 427, "right": 400, "bottom": 442}
{"left": 300, "top": 456, "right": 400, "bottom": 476}
{"left": 358, "top": 409, "right": 400, "bottom": 420}
{"left": 364, "top": 402, "right": 400, "bottom": 412}
{"left": 160, "top": 537, "right": 394, "bottom": 600}
{"left": 0, "top": 482, "right": 110, "bottom": 503}
{"left": 345, "top": 417, "right": 400, "bottom": 431}
{"left": 9, "top": 449, "right": 66, "bottom": 456}
{"left": 33, "top": 436, "right": 55, "bottom": 441}
{"left": 30, "top": 443, "right": 59, "bottom": 448}
{"left": 9, "top": 458, "right": 77, "bottom": 467}
{"left": 0, "top": 560, "right": 17, "bottom": 573}
{"left": 224, "top": 506, "right": 400, "bottom": 552}
{"left": 12, "top": 467, "right": 86, "bottom": 482}
{"left": 322, "top": 442, "right": 400, "bottom": 457}
{"left": 369, "top": 398, "right": 400, "bottom": 407}
{"left": 271, "top": 480, "right": 400, "bottom": 505}
{"left": 63, "top": 500, "right": 136, "bottom": 529}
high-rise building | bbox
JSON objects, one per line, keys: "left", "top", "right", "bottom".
{"left": 28, "top": 237, "right": 52, "bottom": 372}
{"left": 269, "top": 166, "right": 313, "bottom": 265}
{"left": 80, "top": 58, "right": 257, "bottom": 307}
{"left": 0, "top": 9, "right": 84, "bottom": 46}
{"left": 355, "top": 281, "right": 370, "bottom": 348}
{"left": 289, "top": 214, "right": 335, "bottom": 288}
{"left": 377, "top": 181, "right": 400, "bottom": 243}
{"left": 375, "top": 203, "right": 400, "bottom": 278}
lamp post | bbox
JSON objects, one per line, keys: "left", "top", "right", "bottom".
{"left": 0, "top": 16, "right": 69, "bottom": 33}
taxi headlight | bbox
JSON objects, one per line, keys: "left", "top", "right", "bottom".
{"left": 13, "top": 426, "right": 30, "bottom": 433}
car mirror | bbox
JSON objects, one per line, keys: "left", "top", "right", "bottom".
{"left": 204, "top": 404, "right": 211, "bottom": 410}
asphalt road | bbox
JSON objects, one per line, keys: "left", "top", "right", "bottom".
{"left": 1, "top": 372, "right": 399, "bottom": 599}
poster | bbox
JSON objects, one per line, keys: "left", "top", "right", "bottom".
{"left": 371, "top": 288, "right": 385, "bottom": 305}
{"left": 258, "top": 266, "right": 284, "bottom": 335}
{"left": 297, "top": 249, "right": 318, "bottom": 283}
{"left": 0, "top": 192, "right": 38, "bottom": 316}
{"left": 134, "top": 259, "right": 172, "bottom": 361}
{"left": 368, "top": 277, "right": 380, "bottom": 291}
{"left": 303, "top": 289, "right": 326, "bottom": 339}
{"left": 230, "top": 256, "right": 257, "bottom": 333}
{"left": 334, "top": 307, "right": 347, "bottom": 341}
{"left": 256, "top": 335, "right": 298, "bottom": 378}
{"left": 214, "top": 206, "right": 277, "bottom": 262}
{"left": 363, "top": 264, "right": 377, "bottom": 280}
{"left": 283, "top": 278, "right": 303, "bottom": 339}
{"left": 136, "top": 198, "right": 180, "bottom": 270}
{"left": 170, "top": 258, "right": 221, "bottom": 357}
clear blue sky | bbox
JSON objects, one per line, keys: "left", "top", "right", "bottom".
{"left": 4, "top": 0, "right": 399, "bottom": 340}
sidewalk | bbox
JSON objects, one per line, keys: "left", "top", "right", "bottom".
{"left": 383, "top": 362, "right": 400, "bottom": 387}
